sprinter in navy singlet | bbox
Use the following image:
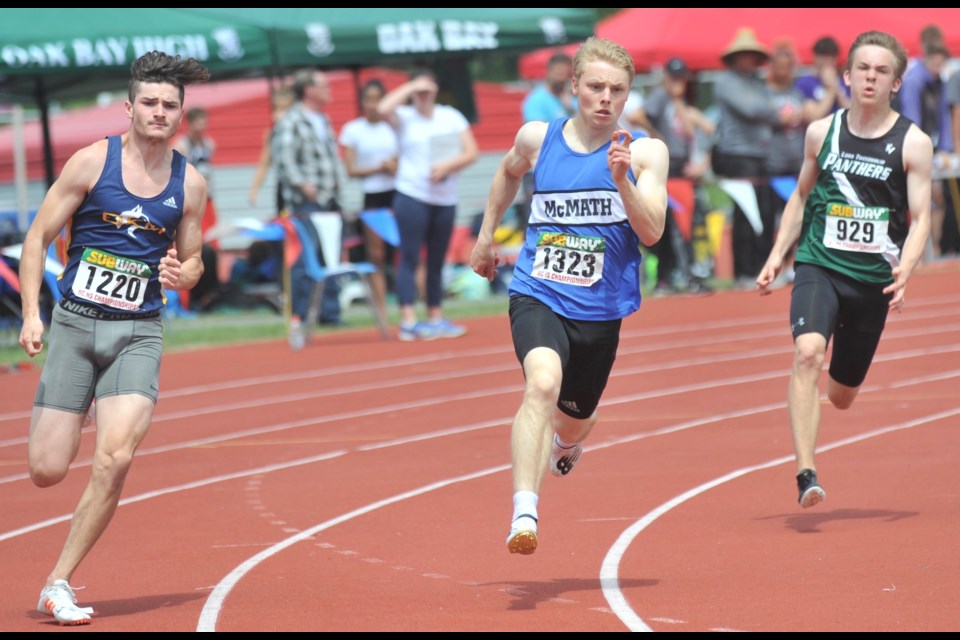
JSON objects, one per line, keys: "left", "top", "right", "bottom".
{"left": 17, "top": 51, "right": 211, "bottom": 625}
{"left": 58, "top": 135, "right": 186, "bottom": 316}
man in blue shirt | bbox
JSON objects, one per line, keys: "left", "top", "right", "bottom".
{"left": 522, "top": 52, "right": 576, "bottom": 123}
{"left": 518, "top": 53, "right": 579, "bottom": 235}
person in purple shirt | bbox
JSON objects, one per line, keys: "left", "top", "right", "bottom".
{"left": 794, "top": 36, "right": 851, "bottom": 120}
{"left": 897, "top": 39, "right": 952, "bottom": 257}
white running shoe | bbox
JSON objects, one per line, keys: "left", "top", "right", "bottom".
{"left": 397, "top": 321, "right": 439, "bottom": 342}
{"left": 506, "top": 515, "right": 538, "bottom": 555}
{"left": 549, "top": 434, "right": 583, "bottom": 477}
{"left": 288, "top": 319, "right": 306, "bottom": 351}
{"left": 37, "top": 580, "right": 93, "bottom": 625}
{"left": 427, "top": 318, "right": 467, "bottom": 339}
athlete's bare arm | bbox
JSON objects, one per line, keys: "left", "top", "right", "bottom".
{"left": 17, "top": 142, "right": 107, "bottom": 356}
{"left": 613, "top": 131, "right": 668, "bottom": 246}
{"left": 160, "top": 163, "right": 206, "bottom": 291}
{"left": 886, "top": 123, "right": 934, "bottom": 310}
{"left": 471, "top": 121, "right": 547, "bottom": 282}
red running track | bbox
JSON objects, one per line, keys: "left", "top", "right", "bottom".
{"left": 1, "top": 262, "right": 958, "bottom": 632}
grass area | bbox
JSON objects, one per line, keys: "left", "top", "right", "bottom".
{"left": 162, "top": 293, "right": 513, "bottom": 352}
{"left": 0, "top": 293, "right": 515, "bottom": 368}
{"left": 1, "top": 274, "right": 740, "bottom": 369}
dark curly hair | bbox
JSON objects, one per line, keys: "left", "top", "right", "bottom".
{"left": 128, "top": 50, "right": 211, "bottom": 104}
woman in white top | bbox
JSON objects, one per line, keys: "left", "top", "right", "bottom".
{"left": 378, "top": 66, "right": 479, "bottom": 341}
{"left": 339, "top": 79, "right": 398, "bottom": 317}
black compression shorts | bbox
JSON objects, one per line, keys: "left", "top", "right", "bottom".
{"left": 790, "top": 262, "right": 892, "bottom": 387}
{"left": 509, "top": 294, "right": 621, "bottom": 419}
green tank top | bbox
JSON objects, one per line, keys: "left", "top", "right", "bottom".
{"left": 794, "top": 109, "right": 912, "bottom": 285}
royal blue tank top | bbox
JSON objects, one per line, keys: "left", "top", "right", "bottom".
{"left": 509, "top": 118, "right": 643, "bottom": 320}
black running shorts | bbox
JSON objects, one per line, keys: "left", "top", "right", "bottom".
{"left": 789, "top": 262, "right": 892, "bottom": 388}
{"left": 508, "top": 294, "right": 621, "bottom": 420}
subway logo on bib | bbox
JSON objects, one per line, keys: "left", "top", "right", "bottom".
{"left": 823, "top": 202, "right": 889, "bottom": 253}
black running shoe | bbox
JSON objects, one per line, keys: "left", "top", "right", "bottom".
{"left": 797, "top": 468, "right": 826, "bottom": 508}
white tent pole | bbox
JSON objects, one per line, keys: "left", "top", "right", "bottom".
{"left": 11, "top": 104, "right": 30, "bottom": 233}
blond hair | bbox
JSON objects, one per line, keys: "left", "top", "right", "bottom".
{"left": 573, "top": 37, "right": 635, "bottom": 84}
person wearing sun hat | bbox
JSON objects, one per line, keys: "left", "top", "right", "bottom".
{"left": 711, "top": 27, "right": 786, "bottom": 287}
{"left": 720, "top": 26, "right": 771, "bottom": 66}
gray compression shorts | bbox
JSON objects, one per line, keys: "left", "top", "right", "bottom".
{"left": 34, "top": 302, "right": 164, "bottom": 413}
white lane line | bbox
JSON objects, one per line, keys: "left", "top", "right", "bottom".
{"left": 2, "top": 295, "right": 956, "bottom": 425}
{"left": 194, "top": 366, "right": 960, "bottom": 631}
{"left": 601, "top": 406, "right": 960, "bottom": 632}
{"left": 0, "top": 450, "right": 347, "bottom": 543}
{"left": 3, "top": 338, "right": 957, "bottom": 484}
{"left": 195, "top": 464, "right": 511, "bottom": 632}
{"left": 0, "top": 358, "right": 954, "bottom": 625}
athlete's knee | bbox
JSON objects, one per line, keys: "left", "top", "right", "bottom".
{"left": 91, "top": 448, "right": 136, "bottom": 490}
{"left": 524, "top": 368, "right": 561, "bottom": 405}
{"left": 28, "top": 445, "right": 73, "bottom": 486}
{"left": 584, "top": 409, "right": 598, "bottom": 427}
{"left": 830, "top": 393, "right": 856, "bottom": 410}
{"left": 29, "top": 462, "right": 69, "bottom": 488}
{"left": 793, "top": 337, "right": 826, "bottom": 373}
{"left": 827, "top": 379, "right": 859, "bottom": 410}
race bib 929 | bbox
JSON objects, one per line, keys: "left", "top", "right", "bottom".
{"left": 823, "top": 202, "right": 889, "bottom": 253}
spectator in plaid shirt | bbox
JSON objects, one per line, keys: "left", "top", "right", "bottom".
{"left": 274, "top": 68, "right": 346, "bottom": 327}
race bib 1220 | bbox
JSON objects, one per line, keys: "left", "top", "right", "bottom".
{"left": 70, "top": 248, "right": 151, "bottom": 311}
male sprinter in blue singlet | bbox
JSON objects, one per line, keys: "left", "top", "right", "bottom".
{"left": 18, "top": 51, "right": 211, "bottom": 624}
{"left": 470, "top": 37, "right": 670, "bottom": 555}
{"left": 757, "top": 31, "right": 933, "bottom": 509}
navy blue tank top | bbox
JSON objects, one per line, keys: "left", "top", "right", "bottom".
{"left": 59, "top": 135, "right": 186, "bottom": 315}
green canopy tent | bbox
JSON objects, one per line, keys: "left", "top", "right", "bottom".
{"left": 1, "top": 8, "right": 595, "bottom": 189}
{"left": 183, "top": 8, "right": 595, "bottom": 68}
{"left": 0, "top": 8, "right": 275, "bottom": 190}
{"left": 0, "top": 9, "right": 275, "bottom": 98}
{"left": 183, "top": 8, "right": 596, "bottom": 122}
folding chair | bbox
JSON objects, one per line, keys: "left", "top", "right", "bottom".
{"left": 290, "top": 212, "right": 390, "bottom": 342}
{"left": 770, "top": 175, "right": 798, "bottom": 203}
{"left": 358, "top": 207, "right": 400, "bottom": 248}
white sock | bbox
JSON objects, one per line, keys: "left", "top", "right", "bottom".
{"left": 512, "top": 490, "right": 538, "bottom": 522}
{"left": 555, "top": 434, "right": 577, "bottom": 449}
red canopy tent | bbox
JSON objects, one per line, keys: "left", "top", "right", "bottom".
{"left": 519, "top": 8, "right": 960, "bottom": 78}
